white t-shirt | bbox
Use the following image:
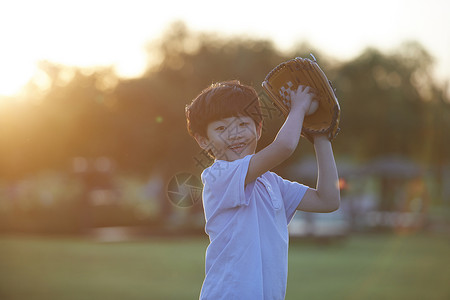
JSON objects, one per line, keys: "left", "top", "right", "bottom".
{"left": 200, "top": 154, "right": 308, "bottom": 300}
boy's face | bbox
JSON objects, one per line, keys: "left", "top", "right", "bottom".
{"left": 196, "top": 115, "right": 261, "bottom": 162}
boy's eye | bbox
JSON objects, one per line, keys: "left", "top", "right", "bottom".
{"left": 215, "top": 126, "right": 225, "bottom": 131}
{"left": 239, "top": 122, "right": 249, "bottom": 127}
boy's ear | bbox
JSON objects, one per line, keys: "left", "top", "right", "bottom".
{"left": 194, "top": 133, "right": 210, "bottom": 150}
{"left": 256, "top": 122, "right": 263, "bottom": 140}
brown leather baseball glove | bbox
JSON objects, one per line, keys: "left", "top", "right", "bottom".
{"left": 262, "top": 55, "right": 340, "bottom": 142}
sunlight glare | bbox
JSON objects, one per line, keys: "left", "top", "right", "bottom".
{"left": 0, "top": 49, "right": 37, "bottom": 97}
{"left": 0, "top": 0, "right": 448, "bottom": 98}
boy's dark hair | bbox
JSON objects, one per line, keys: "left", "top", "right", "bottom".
{"left": 185, "top": 80, "right": 263, "bottom": 138}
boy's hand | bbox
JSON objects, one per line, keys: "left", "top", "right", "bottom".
{"left": 289, "top": 85, "right": 315, "bottom": 115}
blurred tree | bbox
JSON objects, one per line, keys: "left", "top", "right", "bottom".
{"left": 0, "top": 22, "right": 448, "bottom": 182}
{"left": 0, "top": 63, "right": 116, "bottom": 179}
{"left": 333, "top": 42, "right": 443, "bottom": 162}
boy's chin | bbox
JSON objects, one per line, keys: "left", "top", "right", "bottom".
{"left": 223, "top": 148, "right": 254, "bottom": 161}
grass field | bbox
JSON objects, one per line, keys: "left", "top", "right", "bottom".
{"left": 0, "top": 233, "right": 449, "bottom": 300}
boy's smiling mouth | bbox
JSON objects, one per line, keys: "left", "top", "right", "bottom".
{"left": 228, "top": 142, "right": 246, "bottom": 152}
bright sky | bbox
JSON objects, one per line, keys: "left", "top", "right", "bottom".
{"left": 0, "top": 0, "right": 449, "bottom": 97}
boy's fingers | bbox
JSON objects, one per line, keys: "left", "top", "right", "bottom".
{"left": 294, "top": 85, "right": 301, "bottom": 92}
{"left": 290, "top": 90, "right": 296, "bottom": 98}
{"left": 292, "top": 86, "right": 315, "bottom": 100}
{"left": 299, "top": 85, "right": 314, "bottom": 95}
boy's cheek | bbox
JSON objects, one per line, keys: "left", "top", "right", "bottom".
{"left": 194, "top": 134, "right": 211, "bottom": 150}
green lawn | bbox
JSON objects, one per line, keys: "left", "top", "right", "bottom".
{"left": 0, "top": 233, "right": 449, "bottom": 300}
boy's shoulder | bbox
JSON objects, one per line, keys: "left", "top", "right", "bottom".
{"left": 201, "top": 155, "right": 253, "bottom": 184}
{"left": 202, "top": 156, "right": 288, "bottom": 191}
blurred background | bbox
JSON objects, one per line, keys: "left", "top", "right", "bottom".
{"left": 0, "top": 0, "right": 449, "bottom": 299}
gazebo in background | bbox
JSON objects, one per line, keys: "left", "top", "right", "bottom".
{"left": 286, "top": 156, "right": 430, "bottom": 233}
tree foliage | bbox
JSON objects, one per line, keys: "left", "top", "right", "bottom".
{"left": 0, "top": 23, "right": 449, "bottom": 180}
{"left": 333, "top": 42, "right": 449, "bottom": 163}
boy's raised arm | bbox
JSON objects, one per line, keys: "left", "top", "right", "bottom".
{"left": 297, "top": 135, "right": 340, "bottom": 212}
{"left": 245, "top": 86, "right": 314, "bottom": 185}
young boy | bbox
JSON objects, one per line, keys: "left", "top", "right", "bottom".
{"left": 185, "top": 80, "right": 340, "bottom": 299}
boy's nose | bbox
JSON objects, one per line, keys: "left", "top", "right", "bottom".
{"left": 226, "top": 127, "right": 243, "bottom": 140}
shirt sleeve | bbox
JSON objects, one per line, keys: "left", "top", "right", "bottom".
{"left": 201, "top": 155, "right": 253, "bottom": 214}
{"left": 271, "top": 172, "right": 309, "bottom": 224}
